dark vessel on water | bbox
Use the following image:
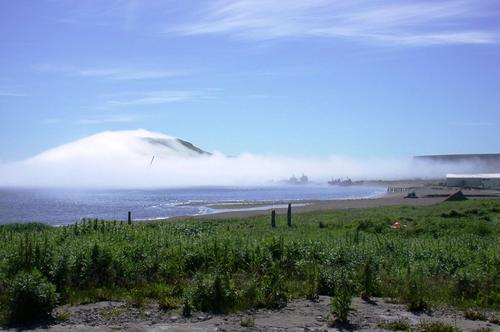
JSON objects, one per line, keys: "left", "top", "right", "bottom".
{"left": 328, "top": 177, "right": 364, "bottom": 186}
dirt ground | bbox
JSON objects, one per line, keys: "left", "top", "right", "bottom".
{"left": 6, "top": 296, "right": 499, "bottom": 332}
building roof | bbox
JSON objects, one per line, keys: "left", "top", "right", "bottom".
{"left": 446, "top": 173, "right": 500, "bottom": 179}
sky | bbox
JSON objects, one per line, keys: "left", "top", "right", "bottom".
{"left": 1, "top": 0, "right": 500, "bottom": 162}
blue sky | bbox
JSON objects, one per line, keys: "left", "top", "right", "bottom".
{"left": 1, "top": 0, "right": 500, "bottom": 161}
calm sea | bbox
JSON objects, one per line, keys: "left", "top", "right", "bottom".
{"left": 0, "top": 185, "right": 385, "bottom": 225}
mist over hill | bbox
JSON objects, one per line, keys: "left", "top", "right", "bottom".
{"left": 415, "top": 154, "right": 500, "bottom": 173}
{"left": 29, "top": 129, "right": 210, "bottom": 163}
{"left": 0, "top": 129, "right": 492, "bottom": 188}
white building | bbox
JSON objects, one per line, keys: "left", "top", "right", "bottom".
{"left": 446, "top": 174, "right": 500, "bottom": 188}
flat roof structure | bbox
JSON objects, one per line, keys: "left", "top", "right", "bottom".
{"left": 446, "top": 174, "right": 500, "bottom": 179}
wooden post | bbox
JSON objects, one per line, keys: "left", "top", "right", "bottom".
{"left": 271, "top": 210, "right": 276, "bottom": 228}
{"left": 287, "top": 203, "right": 292, "bottom": 227}
{"left": 128, "top": 211, "right": 132, "bottom": 225}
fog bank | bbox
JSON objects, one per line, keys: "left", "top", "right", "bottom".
{"left": 0, "top": 130, "right": 488, "bottom": 188}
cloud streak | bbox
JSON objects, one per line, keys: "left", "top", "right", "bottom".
{"left": 35, "top": 64, "right": 191, "bottom": 81}
{"left": 0, "top": 91, "right": 25, "bottom": 97}
{"left": 451, "top": 121, "right": 497, "bottom": 127}
{"left": 175, "top": 0, "right": 498, "bottom": 46}
{"left": 102, "top": 90, "right": 201, "bottom": 107}
{"left": 78, "top": 115, "right": 139, "bottom": 125}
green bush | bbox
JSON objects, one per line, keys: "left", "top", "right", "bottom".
{"left": 191, "top": 271, "right": 236, "bottom": 313}
{"left": 240, "top": 316, "right": 255, "bottom": 327}
{"left": 9, "top": 270, "right": 58, "bottom": 323}
{"left": 181, "top": 297, "right": 192, "bottom": 317}
{"left": 330, "top": 270, "right": 354, "bottom": 324}
{"left": 158, "top": 296, "right": 179, "bottom": 311}
{"left": 463, "top": 309, "right": 487, "bottom": 321}
{"left": 239, "top": 277, "right": 260, "bottom": 308}
{"left": 401, "top": 270, "right": 428, "bottom": 312}
{"left": 474, "top": 328, "right": 492, "bottom": 332}
{"left": 418, "top": 321, "right": 459, "bottom": 332}
{"left": 304, "top": 264, "right": 320, "bottom": 301}
{"left": 359, "top": 259, "right": 378, "bottom": 300}
{"left": 377, "top": 319, "right": 411, "bottom": 331}
{"left": 260, "top": 268, "right": 288, "bottom": 309}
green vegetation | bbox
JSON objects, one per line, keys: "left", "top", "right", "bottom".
{"left": 329, "top": 268, "right": 354, "bottom": 324}
{"left": 8, "top": 269, "right": 58, "bottom": 323}
{"left": 0, "top": 199, "right": 499, "bottom": 325}
{"left": 377, "top": 319, "right": 411, "bottom": 331}
{"left": 240, "top": 316, "right": 255, "bottom": 327}
{"left": 463, "top": 309, "right": 487, "bottom": 321}
{"left": 418, "top": 321, "right": 460, "bottom": 332}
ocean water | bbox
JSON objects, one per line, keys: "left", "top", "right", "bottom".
{"left": 0, "top": 185, "right": 386, "bottom": 225}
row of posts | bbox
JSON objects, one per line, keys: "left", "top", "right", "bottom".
{"left": 387, "top": 186, "right": 410, "bottom": 193}
{"left": 271, "top": 203, "right": 292, "bottom": 228}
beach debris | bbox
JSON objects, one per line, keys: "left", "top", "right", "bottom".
{"left": 391, "top": 221, "right": 401, "bottom": 229}
{"left": 445, "top": 190, "right": 468, "bottom": 202}
{"left": 287, "top": 203, "right": 292, "bottom": 227}
{"left": 404, "top": 192, "right": 418, "bottom": 199}
{"left": 149, "top": 155, "right": 155, "bottom": 166}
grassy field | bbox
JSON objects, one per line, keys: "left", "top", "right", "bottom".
{"left": 0, "top": 199, "right": 499, "bottom": 324}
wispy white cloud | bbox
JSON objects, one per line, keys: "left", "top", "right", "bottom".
{"left": 35, "top": 64, "right": 191, "bottom": 81}
{"left": 451, "top": 121, "right": 497, "bottom": 127}
{"left": 43, "top": 115, "right": 139, "bottom": 125}
{"left": 0, "top": 91, "right": 26, "bottom": 97}
{"left": 103, "top": 90, "right": 199, "bottom": 107}
{"left": 174, "top": 0, "right": 498, "bottom": 46}
{"left": 43, "top": 118, "right": 62, "bottom": 125}
{"left": 78, "top": 115, "right": 139, "bottom": 125}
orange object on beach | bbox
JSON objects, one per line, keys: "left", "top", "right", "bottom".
{"left": 391, "top": 222, "right": 401, "bottom": 229}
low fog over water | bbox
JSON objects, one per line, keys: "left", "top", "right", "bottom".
{"left": 0, "top": 130, "right": 493, "bottom": 188}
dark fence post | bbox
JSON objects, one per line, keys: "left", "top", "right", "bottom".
{"left": 287, "top": 203, "right": 292, "bottom": 227}
{"left": 128, "top": 211, "right": 132, "bottom": 225}
{"left": 271, "top": 210, "right": 276, "bottom": 228}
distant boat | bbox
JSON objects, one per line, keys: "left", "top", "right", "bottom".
{"left": 285, "top": 174, "right": 309, "bottom": 185}
{"left": 328, "top": 177, "right": 364, "bottom": 186}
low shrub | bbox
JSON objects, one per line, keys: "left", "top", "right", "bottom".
{"left": 418, "top": 321, "right": 460, "bottom": 332}
{"left": 53, "top": 310, "right": 70, "bottom": 322}
{"left": 191, "top": 271, "right": 236, "bottom": 313}
{"left": 181, "top": 298, "right": 192, "bottom": 317}
{"left": 359, "top": 259, "right": 378, "bottom": 300}
{"left": 401, "top": 271, "right": 428, "bottom": 312}
{"left": 127, "top": 290, "right": 147, "bottom": 308}
{"left": 377, "top": 319, "right": 411, "bottom": 331}
{"left": 260, "top": 268, "right": 288, "bottom": 309}
{"left": 158, "top": 297, "right": 179, "bottom": 311}
{"left": 240, "top": 316, "right": 255, "bottom": 327}
{"left": 464, "top": 309, "right": 487, "bottom": 321}
{"left": 304, "top": 264, "right": 320, "bottom": 301}
{"left": 9, "top": 269, "right": 58, "bottom": 323}
{"left": 330, "top": 270, "right": 354, "bottom": 324}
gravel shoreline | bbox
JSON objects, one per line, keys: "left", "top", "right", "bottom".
{"left": 5, "top": 297, "right": 499, "bottom": 331}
